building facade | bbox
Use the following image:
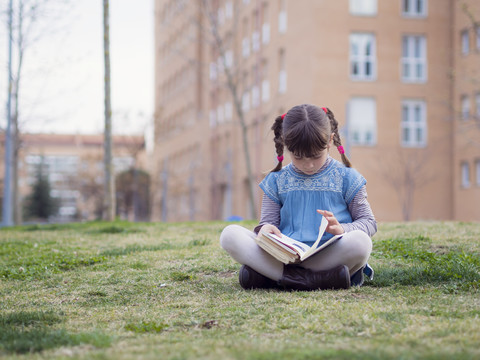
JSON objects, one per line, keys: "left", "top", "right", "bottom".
{"left": 452, "top": 0, "right": 480, "bottom": 220}
{"left": 153, "top": 0, "right": 480, "bottom": 222}
{"left": 0, "top": 133, "right": 147, "bottom": 223}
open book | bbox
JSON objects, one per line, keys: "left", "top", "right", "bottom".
{"left": 255, "top": 216, "right": 343, "bottom": 264}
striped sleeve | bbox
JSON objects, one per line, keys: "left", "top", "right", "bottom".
{"left": 341, "top": 185, "right": 377, "bottom": 237}
{"left": 253, "top": 194, "right": 281, "bottom": 234}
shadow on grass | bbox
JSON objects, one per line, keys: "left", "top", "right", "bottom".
{"left": 5, "top": 220, "right": 150, "bottom": 234}
{"left": 0, "top": 311, "right": 111, "bottom": 354}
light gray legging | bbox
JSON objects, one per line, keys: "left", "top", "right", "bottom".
{"left": 220, "top": 224, "right": 372, "bottom": 281}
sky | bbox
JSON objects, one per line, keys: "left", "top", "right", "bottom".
{"left": 0, "top": 0, "right": 154, "bottom": 136}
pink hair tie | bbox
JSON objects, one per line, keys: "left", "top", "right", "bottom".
{"left": 322, "top": 107, "right": 328, "bottom": 113}
{"left": 337, "top": 146, "right": 345, "bottom": 155}
{"left": 277, "top": 155, "right": 284, "bottom": 162}
{"left": 281, "top": 113, "right": 286, "bottom": 119}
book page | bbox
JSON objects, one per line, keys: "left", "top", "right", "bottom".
{"left": 263, "top": 232, "right": 310, "bottom": 256}
{"left": 302, "top": 216, "right": 329, "bottom": 258}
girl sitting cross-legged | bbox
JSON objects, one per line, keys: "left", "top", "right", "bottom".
{"left": 220, "top": 104, "right": 376, "bottom": 291}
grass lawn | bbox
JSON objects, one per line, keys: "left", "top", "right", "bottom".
{"left": 1, "top": 220, "right": 479, "bottom": 359}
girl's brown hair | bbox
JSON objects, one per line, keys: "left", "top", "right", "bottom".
{"left": 270, "top": 104, "right": 352, "bottom": 172}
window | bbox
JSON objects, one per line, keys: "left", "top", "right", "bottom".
{"left": 241, "top": 71, "right": 250, "bottom": 114}
{"left": 209, "top": 110, "right": 216, "bottom": 127}
{"left": 476, "top": 93, "right": 480, "bottom": 120}
{"left": 217, "top": 7, "right": 225, "bottom": 25}
{"left": 476, "top": 27, "right": 480, "bottom": 51}
{"left": 224, "top": 102, "right": 233, "bottom": 121}
{"left": 209, "top": 62, "right": 217, "bottom": 81}
{"left": 461, "top": 162, "right": 470, "bottom": 188}
{"left": 262, "top": 80, "right": 270, "bottom": 103}
{"left": 113, "top": 157, "right": 134, "bottom": 174}
{"left": 262, "top": 2, "right": 270, "bottom": 44}
{"left": 242, "top": 18, "right": 250, "bottom": 58}
{"left": 278, "top": 0, "right": 287, "bottom": 33}
{"left": 402, "top": 0, "right": 427, "bottom": 17}
{"left": 461, "top": 95, "right": 470, "bottom": 120}
{"left": 217, "top": 105, "right": 224, "bottom": 124}
{"left": 251, "top": 85, "right": 260, "bottom": 108}
{"left": 242, "top": 92, "right": 250, "bottom": 112}
{"left": 347, "top": 97, "right": 377, "bottom": 146}
{"left": 462, "top": 30, "right": 470, "bottom": 55}
{"left": 225, "top": 1, "right": 233, "bottom": 18}
{"left": 224, "top": 50, "right": 233, "bottom": 69}
{"left": 252, "top": 10, "right": 260, "bottom": 52}
{"left": 242, "top": 37, "right": 250, "bottom": 58}
{"left": 402, "top": 35, "right": 427, "bottom": 82}
{"left": 476, "top": 160, "right": 480, "bottom": 186}
{"left": 262, "top": 22, "right": 270, "bottom": 44}
{"left": 278, "top": 49, "right": 287, "bottom": 94}
{"left": 401, "top": 100, "right": 427, "bottom": 147}
{"left": 252, "top": 31, "right": 260, "bottom": 52}
{"left": 350, "top": 33, "right": 376, "bottom": 81}
{"left": 261, "top": 60, "right": 269, "bottom": 102}
{"left": 349, "top": 0, "right": 377, "bottom": 16}
{"left": 216, "top": 56, "right": 224, "bottom": 74}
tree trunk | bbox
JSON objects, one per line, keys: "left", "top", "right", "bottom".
{"left": 12, "top": 2, "right": 25, "bottom": 225}
{"left": 201, "top": 0, "right": 258, "bottom": 219}
{"left": 103, "top": 0, "right": 115, "bottom": 221}
{"left": 2, "top": 0, "right": 14, "bottom": 227}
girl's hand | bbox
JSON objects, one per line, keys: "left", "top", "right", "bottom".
{"left": 259, "top": 224, "right": 282, "bottom": 237}
{"left": 316, "top": 209, "right": 344, "bottom": 235}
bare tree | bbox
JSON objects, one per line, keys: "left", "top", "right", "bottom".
{"left": 377, "top": 147, "right": 436, "bottom": 221}
{"left": 1, "top": 0, "right": 71, "bottom": 224}
{"left": 103, "top": 0, "right": 115, "bottom": 221}
{"left": 460, "top": 2, "right": 480, "bottom": 134}
{"left": 200, "top": 0, "right": 257, "bottom": 219}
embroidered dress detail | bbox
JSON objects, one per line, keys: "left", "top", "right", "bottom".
{"left": 275, "top": 164, "right": 343, "bottom": 194}
{"left": 259, "top": 159, "right": 366, "bottom": 246}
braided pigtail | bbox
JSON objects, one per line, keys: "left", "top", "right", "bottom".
{"left": 323, "top": 107, "right": 352, "bottom": 168}
{"left": 270, "top": 114, "right": 285, "bottom": 172}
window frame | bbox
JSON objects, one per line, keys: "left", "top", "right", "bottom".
{"left": 475, "top": 93, "right": 480, "bottom": 120}
{"left": 401, "top": 99, "right": 427, "bottom": 148}
{"left": 461, "top": 162, "right": 470, "bottom": 188}
{"left": 402, "top": 0, "right": 427, "bottom": 18}
{"left": 461, "top": 29, "right": 470, "bottom": 55}
{"left": 401, "top": 35, "right": 427, "bottom": 83}
{"left": 278, "top": 0, "right": 287, "bottom": 33}
{"left": 349, "top": 0, "right": 377, "bottom": 16}
{"left": 476, "top": 159, "right": 480, "bottom": 187}
{"left": 347, "top": 97, "right": 377, "bottom": 146}
{"left": 476, "top": 26, "right": 480, "bottom": 51}
{"left": 461, "top": 95, "right": 470, "bottom": 121}
{"left": 349, "top": 33, "right": 377, "bottom": 81}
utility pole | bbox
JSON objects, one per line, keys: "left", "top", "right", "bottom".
{"left": 103, "top": 0, "right": 115, "bottom": 221}
{"left": 2, "top": 0, "right": 14, "bottom": 227}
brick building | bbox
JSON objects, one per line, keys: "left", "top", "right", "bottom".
{"left": 1, "top": 133, "right": 147, "bottom": 223}
{"left": 152, "top": 0, "right": 480, "bottom": 222}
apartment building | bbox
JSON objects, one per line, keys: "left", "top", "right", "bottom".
{"left": 453, "top": 0, "right": 480, "bottom": 220}
{"left": 0, "top": 133, "right": 147, "bottom": 223}
{"left": 153, "top": 0, "right": 480, "bottom": 222}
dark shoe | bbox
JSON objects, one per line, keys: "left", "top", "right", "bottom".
{"left": 278, "top": 264, "right": 350, "bottom": 291}
{"left": 239, "top": 265, "right": 277, "bottom": 290}
{"left": 350, "top": 266, "right": 365, "bottom": 287}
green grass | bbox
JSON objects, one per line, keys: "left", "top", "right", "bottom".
{"left": 0, "top": 220, "right": 479, "bottom": 359}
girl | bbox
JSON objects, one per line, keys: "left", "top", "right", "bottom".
{"left": 220, "top": 104, "right": 376, "bottom": 291}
